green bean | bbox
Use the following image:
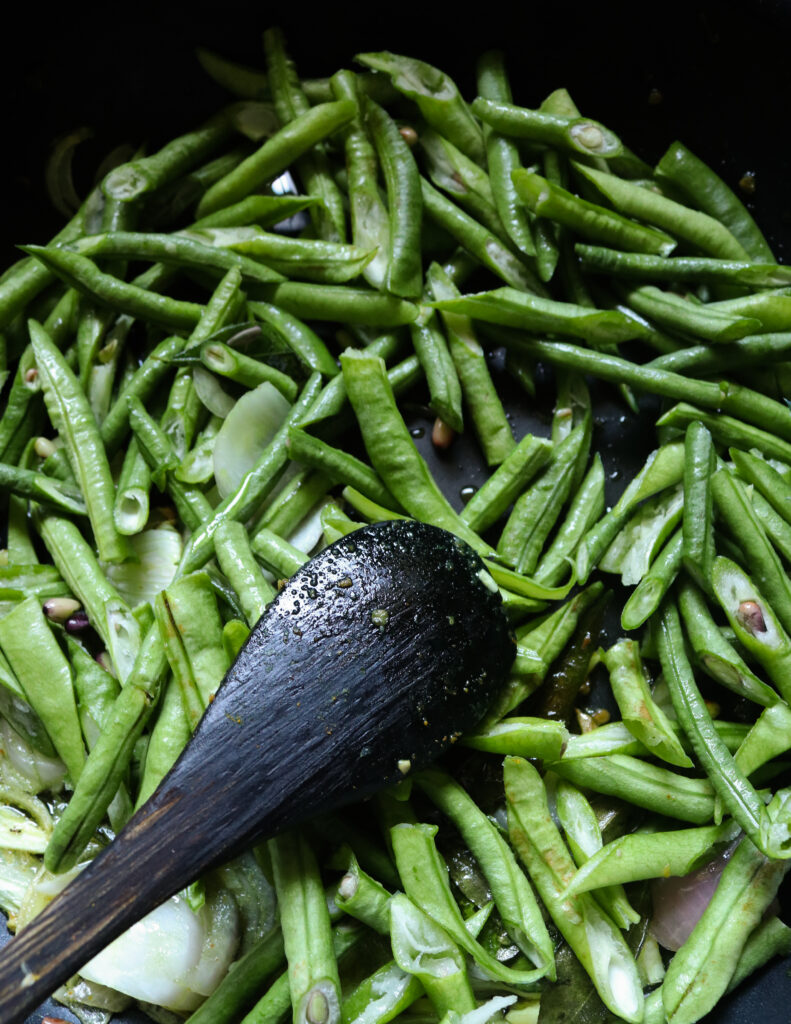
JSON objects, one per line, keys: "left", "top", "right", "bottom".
{"left": 509, "top": 339, "right": 791, "bottom": 443}
{"left": 620, "top": 284, "right": 761, "bottom": 344}
{"left": 655, "top": 140, "right": 774, "bottom": 262}
{"left": 548, "top": 753, "right": 715, "bottom": 824}
{"left": 103, "top": 114, "right": 234, "bottom": 202}
{"left": 340, "top": 349, "right": 492, "bottom": 556}
{"left": 330, "top": 70, "right": 390, "bottom": 290}
{"left": 461, "top": 716, "right": 568, "bottom": 760}
{"left": 428, "top": 262, "right": 515, "bottom": 465}
{"left": 364, "top": 98, "right": 423, "bottom": 299}
{"left": 71, "top": 230, "right": 286, "bottom": 287}
{"left": 200, "top": 340, "right": 298, "bottom": 400}
{"left": 156, "top": 573, "right": 229, "bottom": 730}
{"left": 504, "top": 757, "right": 643, "bottom": 1022}
{"left": 356, "top": 51, "right": 484, "bottom": 164}
{"left": 135, "top": 676, "right": 191, "bottom": 810}
{"left": 727, "top": 916, "right": 791, "bottom": 994}
{"left": 250, "top": 284, "right": 418, "bottom": 328}
{"left": 264, "top": 28, "right": 347, "bottom": 243}
{"left": 660, "top": 836, "right": 789, "bottom": 1024}
{"left": 253, "top": 469, "right": 333, "bottom": 539}
{"left": 553, "top": 777, "right": 639, "bottom": 929}
{"left": 677, "top": 578, "right": 779, "bottom": 707}
{"left": 730, "top": 446, "right": 791, "bottom": 529}
{"left": 497, "top": 421, "right": 587, "bottom": 571}
{"left": 179, "top": 372, "right": 322, "bottom": 573}
{"left": 213, "top": 520, "right": 275, "bottom": 626}
{"left": 734, "top": 701, "right": 791, "bottom": 780}
{"left": 710, "top": 556, "right": 791, "bottom": 703}
{"left": 512, "top": 170, "right": 676, "bottom": 255}
{"left": 483, "top": 582, "right": 604, "bottom": 725}
{"left": 564, "top": 820, "right": 741, "bottom": 896}
{"left": 335, "top": 848, "right": 392, "bottom": 934}
{"left": 534, "top": 455, "right": 605, "bottom": 587}
{"left": 250, "top": 527, "right": 308, "bottom": 579}
{"left": 175, "top": 415, "right": 223, "bottom": 485}
{"left": 476, "top": 52, "right": 535, "bottom": 258}
{"left": 390, "top": 822, "right": 545, "bottom": 985}
{"left": 576, "top": 244, "right": 791, "bottom": 287}
{"left": 208, "top": 228, "right": 375, "bottom": 284}
{"left": 416, "top": 768, "right": 555, "bottom": 973}
{"left": 286, "top": 427, "right": 400, "bottom": 511}
{"left": 0, "top": 598, "right": 85, "bottom": 786}
{"left": 45, "top": 622, "right": 168, "bottom": 873}
{"left": 191, "top": 194, "right": 320, "bottom": 232}
{"left": 389, "top": 893, "right": 476, "bottom": 1017}
{"left": 0, "top": 461, "right": 86, "bottom": 518}
{"left": 621, "top": 527, "right": 683, "bottom": 629}
{"left": 680, "top": 421, "right": 715, "bottom": 593}
{"left": 128, "top": 398, "right": 213, "bottom": 532}
{"left": 408, "top": 314, "right": 463, "bottom": 433}
{"left": 704, "top": 288, "right": 791, "bottom": 332}
{"left": 29, "top": 320, "right": 129, "bottom": 563}
{"left": 197, "top": 100, "right": 355, "bottom": 217}
{"left": 602, "top": 637, "right": 691, "bottom": 767}
{"left": 473, "top": 98, "right": 622, "bottom": 159}
{"left": 659, "top": 402, "right": 791, "bottom": 464}
{"left": 574, "top": 161, "right": 751, "bottom": 259}
{"left": 658, "top": 601, "right": 791, "bottom": 859}
{"left": 459, "top": 432, "right": 551, "bottom": 534}
{"left": 341, "top": 958, "right": 423, "bottom": 1024}
{"left": 23, "top": 246, "right": 203, "bottom": 332}
{"left": 420, "top": 178, "right": 543, "bottom": 293}
{"left": 419, "top": 128, "right": 509, "bottom": 246}
{"left": 431, "top": 286, "right": 647, "bottom": 346}
{"left": 712, "top": 469, "right": 791, "bottom": 635}
{"left": 113, "top": 438, "right": 150, "bottom": 536}
{"left": 599, "top": 484, "right": 683, "bottom": 585}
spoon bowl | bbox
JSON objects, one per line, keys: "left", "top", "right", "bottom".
{"left": 0, "top": 519, "right": 514, "bottom": 1023}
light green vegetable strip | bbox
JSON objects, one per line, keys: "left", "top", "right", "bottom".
{"left": 504, "top": 757, "right": 644, "bottom": 1023}
{"left": 0, "top": 598, "right": 85, "bottom": 786}
{"left": 389, "top": 893, "right": 476, "bottom": 1017}
{"left": 602, "top": 638, "right": 691, "bottom": 768}
{"left": 734, "top": 701, "right": 791, "bottom": 779}
{"left": 461, "top": 717, "right": 568, "bottom": 760}
{"left": 564, "top": 820, "right": 741, "bottom": 896}
{"left": 459, "top": 432, "right": 552, "bottom": 533}
{"left": 45, "top": 622, "right": 169, "bottom": 873}
{"left": 660, "top": 837, "right": 790, "bottom": 1024}
{"left": 269, "top": 830, "right": 341, "bottom": 1024}
{"left": 29, "top": 320, "right": 129, "bottom": 564}
{"left": 390, "top": 822, "right": 546, "bottom": 985}
{"left": 553, "top": 777, "right": 640, "bottom": 929}
{"left": 340, "top": 349, "right": 493, "bottom": 557}
{"left": 416, "top": 768, "right": 555, "bottom": 974}
{"left": 155, "top": 573, "right": 229, "bottom": 731}
{"left": 213, "top": 519, "right": 275, "bottom": 626}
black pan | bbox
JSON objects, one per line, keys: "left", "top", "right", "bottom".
{"left": 1, "top": 2, "right": 790, "bottom": 1021}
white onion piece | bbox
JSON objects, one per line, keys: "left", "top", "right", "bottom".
{"left": 0, "top": 719, "right": 66, "bottom": 793}
{"left": 80, "top": 889, "right": 239, "bottom": 1011}
{"left": 213, "top": 382, "right": 291, "bottom": 499}
{"left": 649, "top": 841, "right": 738, "bottom": 951}
{"left": 193, "top": 366, "right": 236, "bottom": 418}
{"left": 104, "top": 527, "right": 182, "bottom": 610}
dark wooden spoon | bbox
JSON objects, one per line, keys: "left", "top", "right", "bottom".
{"left": 0, "top": 519, "right": 513, "bottom": 1023}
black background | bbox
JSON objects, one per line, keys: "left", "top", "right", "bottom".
{"left": 2, "top": 1, "right": 791, "bottom": 1021}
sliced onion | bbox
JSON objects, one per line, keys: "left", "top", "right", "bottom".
{"left": 650, "top": 840, "right": 739, "bottom": 951}
{"left": 213, "top": 381, "right": 291, "bottom": 498}
{"left": 193, "top": 366, "right": 236, "bottom": 418}
{"left": 104, "top": 527, "right": 182, "bottom": 609}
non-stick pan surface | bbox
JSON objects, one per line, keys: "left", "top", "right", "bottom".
{"left": 1, "top": 2, "right": 790, "bottom": 1021}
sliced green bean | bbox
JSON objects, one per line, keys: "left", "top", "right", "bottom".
{"left": 504, "top": 757, "right": 643, "bottom": 1022}
{"left": 213, "top": 520, "right": 275, "bottom": 626}
{"left": 576, "top": 244, "right": 791, "bottom": 287}
{"left": 512, "top": 170, "right": 676, "bottom": 255}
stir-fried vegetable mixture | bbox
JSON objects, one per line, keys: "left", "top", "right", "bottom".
{"left": 1, "top": 28, "right": 790, "bottom": 1024}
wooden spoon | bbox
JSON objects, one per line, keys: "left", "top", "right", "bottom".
{"left": 0, "top": 519, "right": 514, "bottom": 1022}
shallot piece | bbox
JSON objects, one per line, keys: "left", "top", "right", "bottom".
{"left": 649, "top": 839, "right": 739, "bottom": 951}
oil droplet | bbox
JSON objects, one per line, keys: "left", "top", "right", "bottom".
{"left": 460, "top": 485, "right": 477, "bottom": 503}
{"left": 410, "top": 426, "right": 425, "bottom": 438}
